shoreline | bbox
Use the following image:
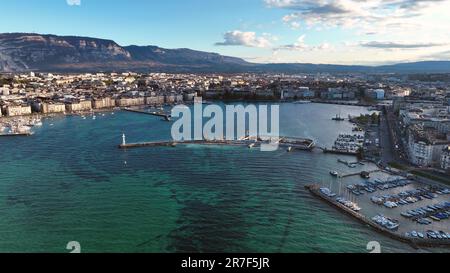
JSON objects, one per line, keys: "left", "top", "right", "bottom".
{"left": 0, "top": 100, "right": 374, "bottom": 121}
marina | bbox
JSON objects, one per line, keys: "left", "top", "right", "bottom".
{"left": 308, "top": 159, "right": 450, "bottom": 249}
{"left": 319, "top": 134, "right": 365, "bottom": 156}
{"left": 306, "top": 184, "right": 450, "bottom": 248}
{"left": 0, "top": 115, "right": 42, "bottom": 137}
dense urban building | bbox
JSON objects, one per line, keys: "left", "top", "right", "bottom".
{"left": 407, "top": 124, "right": 449, "bottom": 167}
{"left": 441, "top": 146, "right": 450, "bottom": 171}
{"left": 2, "top": 71, "right": 450, "bottom": 173}
{"left": 5, "top": 105, "right": 32, "bottom": 117}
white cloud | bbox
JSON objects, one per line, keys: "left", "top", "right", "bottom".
{"left": 266, "top": 0, "right": 450, "bottom": 32}
{"left": 275, "top": 35, "right": 334, "bottom": 52}
{"left": 67, "top": 0, "right": 81, "bottom": 6}
{"left": 360, "top": 41, "right": 447, "bottom": 49}
{"left": 289, "top": 21, "right": 301, "bottom": 29}
{"left": 215, "top": 31, "right": 272, "bottom": 48}
{"left": 262, "top": 0, "right": 450, "bottom": 64}
{"left": 276, "top": 35, "right": 308, "bottom": 51}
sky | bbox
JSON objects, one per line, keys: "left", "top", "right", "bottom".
{"left": 1, "top": 0, "right": 450, "bottom": 65}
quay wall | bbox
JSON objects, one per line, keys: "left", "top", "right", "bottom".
{"left": 322, "top": 148, "right": 357, "bottom": 156}
{"left": 311, "top": 100, "right": 372, "bottom": 107}
{"left": 0, "top": 133, "right": 32, "bottom": 137}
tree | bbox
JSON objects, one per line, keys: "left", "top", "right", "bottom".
{"left": 356, "top": 147, "right": 364, "bottom": 160}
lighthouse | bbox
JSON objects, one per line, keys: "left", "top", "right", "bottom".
{"left": 122, "top": 133, "right": 126, "bottom": 146}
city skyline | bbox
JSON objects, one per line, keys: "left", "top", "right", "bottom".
{"left": 1, "top": 0, "right": 450, "bottom": 65}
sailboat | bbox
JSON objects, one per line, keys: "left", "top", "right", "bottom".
{"left": 332, "top": 113, "right": 345, "bottom": 121}
{"left": 332, "top": 108, "right": 345, "bottom": 121}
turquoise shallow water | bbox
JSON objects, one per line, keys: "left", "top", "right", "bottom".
{"left": 0, "top": 103, "right": 445, "bottom": 253}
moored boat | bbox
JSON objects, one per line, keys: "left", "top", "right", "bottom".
{"left": 330, "top": 171, "right": 339, "bottom": 177}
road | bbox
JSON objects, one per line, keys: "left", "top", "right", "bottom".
{"left": 379, "top": 111, "right": 395, "bottom": 165}
{"left": 383, "top": 107, "right": 410, "bottom": 166}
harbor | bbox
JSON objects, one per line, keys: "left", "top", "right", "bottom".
{"left": 325, "top": 133, "right": 364, "bottom": 155}
{"left": 306, "top": 166, "right": 450, "bottom": 248}
{"left": 306, "top": 184, "right": 450, "bottom": 248}
{"left": 116, "top": 113, "right": 450, "bottom": 250}
{"left": 1, "top": 102, "right": 447, "bottom": 253}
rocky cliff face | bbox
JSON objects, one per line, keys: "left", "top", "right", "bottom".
{"left": 0, "top": 33, "right": 133, "bottom": 72}
{"left": 125, "top": 45, "right": 248, "bottom": 66}
{"left": 0, "top": 33, "right": 249, "bottom": 72}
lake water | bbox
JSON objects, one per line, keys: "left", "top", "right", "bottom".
{"left": 0, "top": 103, "right": 444, "bottom": 253}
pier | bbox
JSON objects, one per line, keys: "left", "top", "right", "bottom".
{"left": 118, "top": 139, "right": 251, "bottom": 149}
{"left": 123, "top": 108, "right": 171, "bottom": 120}
{"left": 118, "top": 135, "right": 316, "bottom": 151}
{"left": 305, "top": 184, "right": 450, "bottom": 248}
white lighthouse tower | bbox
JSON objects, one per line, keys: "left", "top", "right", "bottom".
{"left": 122, "top": 133, "right": 126, "bottom": 146}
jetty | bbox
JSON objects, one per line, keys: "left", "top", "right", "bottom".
{"left": 305, "top": 184, "right": 450, "bottom": 248}
{"left": 118, "top": 134, "right": 316, "bottom": 151}
{"left": 123, "top": 108, "right": 171, "bottom": 120}
{"left": 118, "top": 139, "right": 250, "bottom": 149}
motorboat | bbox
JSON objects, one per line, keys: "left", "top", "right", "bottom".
{"left": 330, "top": 171, "right": 339, "bottom": 177}
{"left": 320, "top": 188, "right": 336, "bottom": 198}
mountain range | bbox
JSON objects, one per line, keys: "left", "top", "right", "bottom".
{"left": 0, "top": 33, "right": 449, "bottom": 74}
